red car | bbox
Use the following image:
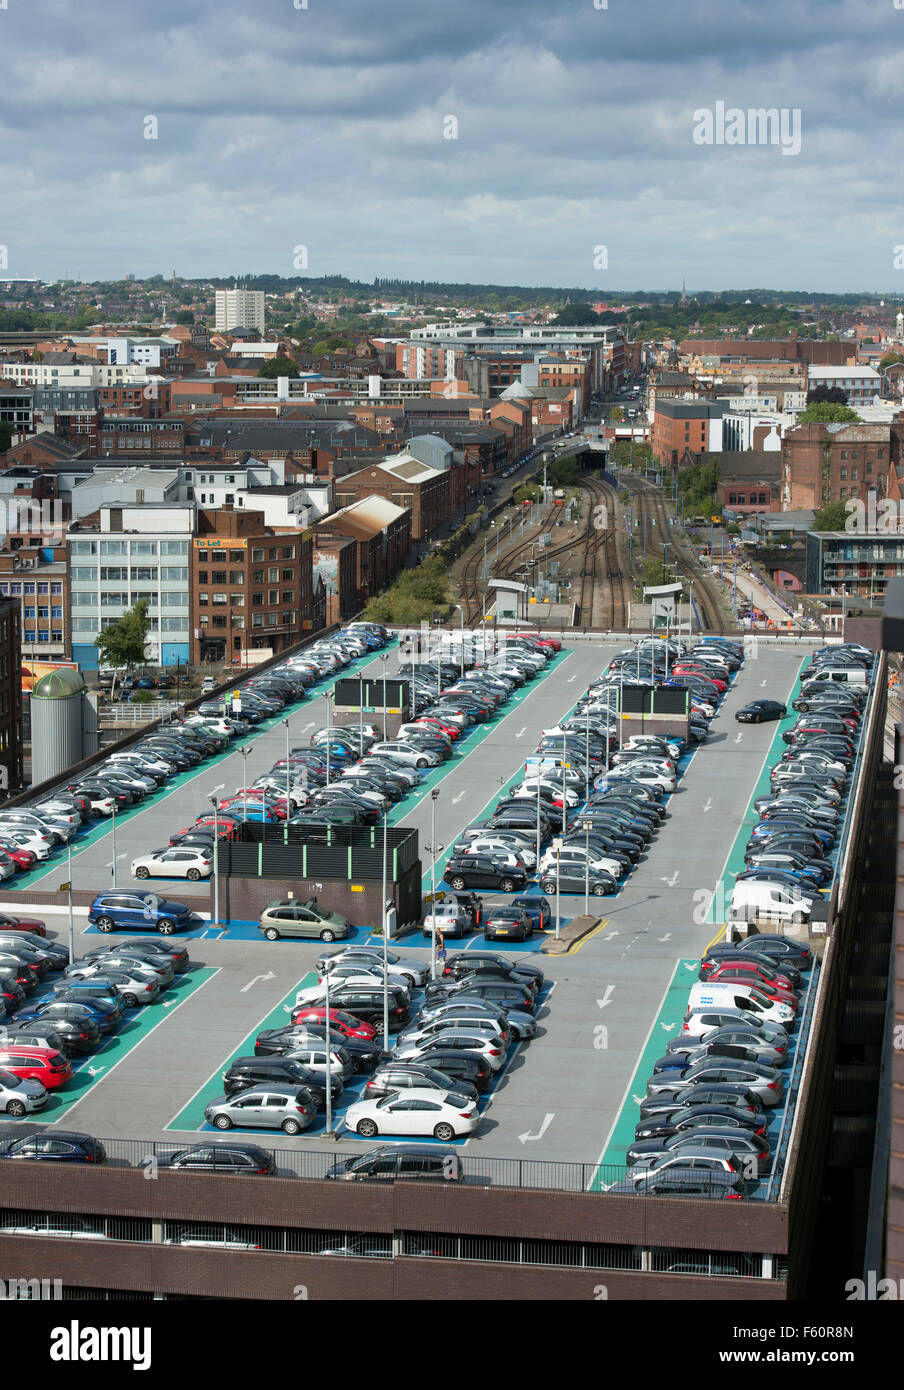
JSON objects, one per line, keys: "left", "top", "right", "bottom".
{"left": 290, "top": 1006, "right": 376, "bottom": 1041}
{"left": 416, "top": 717, "right": 461, "bottom": 740}
{"left": 0, "top": 846, "right": 37, "bottom": 872}
{"left": 699, "top": 956, "right": 798, "bottom": 993}
{"left": 703, "top": 966, "right": 798, "bottom": 1010}
{"left": 0, "top": 1044, "right": 72, "bottom": 1089}
{"left": 672, "top": 666, "right": 728, "bottom": 692}
{"left": 0, "top": 913, "right": 46, "bottom": 937}
{"left": 169, "top": 816, "right": 241, "bottom": 845}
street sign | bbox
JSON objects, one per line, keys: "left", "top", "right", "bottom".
{"left": 58, "top": 882, "right": 71, "bottom": 892}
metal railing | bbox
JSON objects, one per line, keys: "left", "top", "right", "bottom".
{"left": 100, "top": 702, "right": 184, "bottom": 723}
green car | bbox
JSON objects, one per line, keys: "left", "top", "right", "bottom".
{"left": 257, "top": 898, "right": 351, "bottom": 943}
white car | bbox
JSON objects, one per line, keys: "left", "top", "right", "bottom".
{"left": 130, "top": 847, "right": 212, "bottom": 881}
{"left": 422, "top": 905, "right": 471, "bottom": 938}
{"left": 343, "top": 1088, "right": 479, "bottom": 1141}
{"left": 0, "top": 830, "right": 52, "bottom": 859}
{"left": 468, "top": 839, "right": 537, "bottom": 869}
{"left": 317, "top": 961, "right": 412, "bottom": 993}
{"left": 393, "top": 1029, "right": 508, "bottom": 1072}
{"left": 539, "top": 846, "right": 624, "bottom": 880}
{"left": 368, "top": 741, "right": 442, "bottom": 769}
{"left": 317, "top": 947, "right": 429, "bottom": 988}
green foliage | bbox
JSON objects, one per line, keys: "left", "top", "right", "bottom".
{"left": 532, "top": 456, "right": 580, "bottom": 489}
{"left": 797, "top": 401, "right": 861, "bottom": 424}
{"left": 676, "top": 457, "right": 720, "bottom": 513}
{"left": 95, "top": 600, "right": 151, "bottom": 670}
{"left": 257, "top": 356, "right": 299, "bottom": 379}
{"left": 174, "top": 310, "right": 194, "bottom": 325}
{"left": 513, "top": 483, "right": 543, "bottom": 504}
{"left": 362, "top": 556, "right": 452, "bottom": 624}
{"left": 609, "top": 440, "right": 652, "bottom": 470}
{"left": 641, "top": 557, "right": 672, "bottom": 588}
{"left": 128, "top": 690, "right": 157, "bottom": 704}
{"left": 879, "top": 352, "right": 904, "bottom": 370}
{"left": 811, "top": 500, "right": 850, "bottom": 531}
{"left": 609, "top": 405, "right": 624, "bottom": 423}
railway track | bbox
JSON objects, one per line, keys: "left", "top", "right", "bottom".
{"left": 625, "top": 477, "right": 727, "bottom": 632}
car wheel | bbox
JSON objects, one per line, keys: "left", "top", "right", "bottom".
{"left": 264, "top": 927, "right": 280, "bottom": 942}
{"left": 282, "top": 1118, "right": 302, "bottom": 1135}
{"left": 450, "top": 876, "right": 466, "bottom": 891}
{"left": 356, "top": 1118, "right": 378, "bottom": 1138}
{"left": 135, "top": 867, "right": 150, "bottom": 880}
{"left": 541, "top": 880, "right": 556, "bottom": 895}
{"left": 187, "top": 868, "right": 201, "bottom": 881}
{"left": 122, "top": 993, "right": 138, "bottom": 1008}
{"left": 592, "top": 883, "right": 608, "bottom": 897}
{"left": 433, "top": 1122, "right": 455, "bottom": 1141}
{"left": 96, "top": 916, "right": 114, "bottom": 932}
{"left": 6, "top": 1099, "right": 25, "bottom": 1117}
{"left": 416, "top": 758, "right": 428, "bottom": 769}
{"left": 157, "top": 919, "right": 175, "bottom": 935}
{"left": 319, "top": 929, "right": 336, "bottom": 942}
{"left": 509, "top": 1026, "right": 521, "bottom": 1042}
{"left": 500, "top": 878, "right": 516, "bottom": 893}
{"left": 213, "top": 1114, "right": 232, "bottom": 1129}
{"left": 791, "top": 911, "right": 805, "bottom": 924}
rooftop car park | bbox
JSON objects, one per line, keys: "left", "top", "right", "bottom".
{"left": 0, "top": 627, "right": 880, "bottom": 1213}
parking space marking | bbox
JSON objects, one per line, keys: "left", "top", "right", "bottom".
{"left": 164, "top": 971, "right": 318, "bottom": 1132}
{"left": 39, "top": 967, "right": 220, "bottom": 1127}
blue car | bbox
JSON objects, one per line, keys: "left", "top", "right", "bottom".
{"left": 749, "top": 821, "right": 834, "bottom": 849}
{"left": 88, "top": 892, "right": 194, "bottom": 936}
{"left": 511, "top": 896, "right": 552, "bottom": 931}
{"left": 19, "top": 996, "right": 121, "bottom": 1035}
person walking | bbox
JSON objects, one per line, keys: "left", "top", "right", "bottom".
{"left": 435, "top": 927, "right": 447, "bottom": 966}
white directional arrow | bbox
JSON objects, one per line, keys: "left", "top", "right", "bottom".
{"left": 761, "top": 680, "right": 768, "bottom": 687}
{"left": 567, "top": 675, "right": 577, "bottom": 683}
{"left": 661, "top": 870, "right": 680, "bottom": 887}
{"left": 606, "top": 930, "right": 619, "bottom": 938}
{"left": 87, "top": 1065, "right": 105, "bottom": 1076}
{"left": 452, "top": 791, "right": 466, "bottom": 803}
{"left": 162, "top": 999, "right": 177, "bottom": 1008}
{"left": 516, "top": 727, "right": 527, "bottom": 737}
{"left": 659, "top": 1021, "right": 677, "bottom": 1031}
{"left": 734, "top": 732, "right": 744, "bottom": 743}
{"left": 303, "top": 721, "right": 315, "bottom": 731}
{"left": 632, "top": 1095, "right": 644, "bottom": 1105}
{"left": 519, "top": 1113, "right": 555, "bottom": 1144}
{"left": 282, "top": 1003, "right": 293, "bottom": 1013}
{"left": 596, "top": 985, "right": 615, "bottom": 1009}
{"left": 240, "top": 971, "right": 276, "bottom": 993}
{"left": 683, "top": 961, "right": 697, "bottom": 972}
{"left": 658, "top": 933, "right": 673, "bottom": 942}
{"left": 702, "top": 798, "right": 712, "bottom": 813}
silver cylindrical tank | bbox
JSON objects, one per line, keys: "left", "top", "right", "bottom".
{"left": 30, "top": 667, "right": 86, "bottom": 786}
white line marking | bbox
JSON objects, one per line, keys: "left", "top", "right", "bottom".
{"left": 48, "top": 967, "right": 222, "bottom": 1126}
{"left": 519, "top": 1112, "right": 554, "bottom": 1144}
{"left": 240, "top": 971, "right": 276, "bottom": 993}
{"left": 516, "top": 727, "right": 527, "bottom": 737}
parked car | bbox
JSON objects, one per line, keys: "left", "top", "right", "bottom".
{"left": 204, "top": 1086, "right": 318, "bottom": 1135}
{"left": 343, "top": 1088, "right": 479, "bottom": 1141}
{"left": 257, "top": 898, "right": 350, "bottom": 943}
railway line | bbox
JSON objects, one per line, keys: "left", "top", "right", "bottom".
{"left": 625, "top": 477, "right": 727, "bottom": 632}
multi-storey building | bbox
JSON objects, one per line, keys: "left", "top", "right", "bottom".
{"left": 68, "top": 504, "right": 193, "bottom": 670}
{"left": 780, "top": 422, "right": 897, "bottom": 511}
{"left": 0, "top": 385, "right": 34, "bottom": 438}
{"left": 807, "top": 365, "right": 881, "bottom": 408}
{"left": 652, "top": 400, "right": 724, "bottom": 468}
{"left": 806, "top": 530, "right": 904, "bottom": 602}
{"left": 215, "top": 289, "right": 266, "bottom": 335}
{"left": 0, "top": 598, "right": 23, "bottom": 792}
{"left": 408, "top": 321, "right": 627, "bottom": 391}
{"left": 0, "top": 546, "right": 69, "bottom": 661}
{"left": 190, "top": 507, "right": 315, "bottom": 666}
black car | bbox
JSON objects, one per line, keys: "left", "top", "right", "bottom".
{"left": 6, "top": 1016, "right": 98, "bottom": 1054}
{"left": 364, "top": 1062, "right": 479, "bottom": 1104}
{"left": 442, "top": 951, "right": 545, "bottom": 988}
{"left": 0, "top": 1131, "right": 106, "bottom": 1163}
{"left": 441, "top": 958, "right": 540, "bottom": 994}
{"left": 406, "top": 1048, "right": 493, "bottom": 1093}
{"left": 317, "top": 986, "right": 410, "bottom": 1032}
{"left": 634, "top": 1105, "right": 769, "bottom": 1141}
{"left": 444, "top": 855, "right": 527, "bottom": 893}
{"left": 157, "top": 1142, "right": 276, "bottom": 1176}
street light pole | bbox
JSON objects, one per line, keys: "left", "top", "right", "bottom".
{"left": 240, "top": 747, "right": 250, "bottom": 822}
{"left": 430, "top": 788, "right": 440, "bottom": 979}
{"left": 110, "top": 805, "right": 117, "bottom": 888}
{"left": 553, "top": 837, "right": 562, "bottom": 941}
{"left": 382, "top": 809, "right": 389, "bottom": 1042}
{"left": 381, "top": 655, "right": 388, "bottom": 740}
{"left": 324, "top": 967, "right": 333, "bottom": 1137}
{"left": 209, "top": 785, "right": 224, "bottom": 927}
{"left": 583, "top": 818, "right": 591, "bottom": 916}
{"left": 282, "top": 718, "right": 291, "bottom": 828}
{"left": 67, "top": 839, "right": 74, "bottom": 966}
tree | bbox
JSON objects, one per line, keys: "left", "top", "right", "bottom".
{"left": 805, "top": 386, "right": 848, "bottom": 407}
{"left": 641, "top": 557, "right": 672, "bottom": 588}
{"left": 609, "top": 405, "right": 624, "bottom": 424}
{"left": 811, "top": 500, "right": 850, "bottom": 531}
{"left": 95, "top": 601, "right": 151, "bottom": 697}
{"left": 174, "top": 310, "right": 194, "bottom": 326}
{"left": 880, "top": 351, "right": 904, "bottom": 370}
{"left": 0, "top": 422, "right": 12, "bottom": 453}
{"left": 796, "top": 401, "right": 861, "bottom": 424}
{"left": 257, "top": 356, "right": 299, "bottom": 379}
{"left": 554, "top": 304, "right": 599, "bottom": 326}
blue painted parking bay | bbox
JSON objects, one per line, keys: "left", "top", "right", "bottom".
{"left": 167, "top": 971, "right": 548, "bottom": 1144}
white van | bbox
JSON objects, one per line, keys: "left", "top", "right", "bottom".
{"left": 729, "top": 880, "right": 814, "bottom": 926}
{"left": 686, "top": 981, "right": 795, "bottom": 1029}
{"left": 802, "top": 667, "right": 868, "bottom": 687}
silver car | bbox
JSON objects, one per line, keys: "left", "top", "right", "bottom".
{"left": 204, "top": 1086, "right": 318, "bottom": 1135}
{"left": 315, "top": 947, "right": 429, "bottom": 989}
{"left": 0, "top": 1067, "right": 47, "bottom": 1115}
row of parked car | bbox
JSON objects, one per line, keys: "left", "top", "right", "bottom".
{"left": 727, "top": 643, "right": 872, "bottom": 927}
{"left": 607, "top": 932, "right": 814, "bottom": 1199}
{"left": 0, "top": 628, "right": 392, "bottom": 887}
{"left": 433, "top": 635, "right": 739, "bottom": 905}
{"left": 0, "top": 922, "right": 188, "bottom": 1121}
{"left": 159, "top": 940, "right": 548, "bottom": 1143}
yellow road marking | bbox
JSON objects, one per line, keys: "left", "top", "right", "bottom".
{"left": 567, "top": 917, "right": 610, "bottom": 954}
{"left": 703, "top": 921, "right": 728, "bottom": 955}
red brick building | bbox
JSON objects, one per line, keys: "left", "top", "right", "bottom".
{"left": 313, "top": 497, "right": 411, "bottom": 610}
{"left": 190, "top": 507, "right": 315, "bottom": 665}
{"left": 332, "top": 456, "right": 450, "bottom": 542}
{"left": 779, "top": 422, "right": 900, "bottom": 512}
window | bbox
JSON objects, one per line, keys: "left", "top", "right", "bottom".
{"left": 198, "top": 593, "right": 209, "bottom": 606}
{"left": 841, "top": 450, "right": 847, "bottom": 459}
{"left": 252, "top": 570, "right": 264, "bottom": 583}
{"left": 268, "top": 568, "right": 279, "bottom": 582}
{"left": 23, "top": 606, "right": 35, "bottom": 619}
{"left": 268, "top": 547, "right": 278, "bottom": 560}
{"left": 211, "top": 571, "right": 227, "bottom": 586}
{"left": 24, "top": 630, "right": 35, "bottom": 643}
{"left": 37, "top": 631, "right": 49, "bottom": 643}
{"left": 282, "top": 612, "right": 295, "bottom": 626}
{"left": 212, "top": 593, "right": 227, "bottom": 605}
{"left": 229, "top": 571, "right": 243, "bottom": 584}
{"left": 282, "top": 546, "right": 295, "bottom": 559}
{"left": 130, "top": 542, "right": 157, "bottom": 556}
{"left": 37, "top": 583, "right": 48, "bottom": 595}
{"left": 37, "top": 607, "right": 48, "bottom": 620}
{"left": 229, "top": 551, "right": 243, "bottom": 563}
{"left": 840, "top": 468, "right": 847, "bottom": 480}
{"left": 23, "top": 583, "right": 35, "bottom": 595}
{"left": 231, "top": 593, "right": 244, "bottom": 606}
{"left": 282, "top": 568, "right": 294, "bottom": 581}
{"left": 210, "top": 550, "right": 225, "bottom": 561}
{"left": 851, "top": 467, "right": 858, "bottom": 480}
{"left": 130, "top": 567, "right": 157, "bottom": 582}
{"left": 70, "top": 541, "right": 98, "bottom": 556}
{"left": 162, "top": 567, "right": 188, "bottom": 581}
{"left": 252, "top": 549, "right": 264, "bottom": 562}
{"left": 51, "top": 583, "right": 62, "bottom": 595}
{"left": 71, "top": 567, "right": 98, "bottom": 581}
{"left": 252, "top": 614, "right": 264, "bottom": 628}
{"left": 199, "top": 615, "right": 209, "bottom": 626}
{"left": 197, "top": 570, "right": 208, "bottom": 584}
{"left": 268, "top": 613, "right": 278, "bottom": 626}
{"left": 269, "top": 590, "right": 278, "bottom": 605}
{"left": 212, "top": 616, "right": 227, "bottom": 628}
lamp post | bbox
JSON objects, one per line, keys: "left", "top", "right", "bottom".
{"left": 240, "top": 747, "right": 250, "bottom": 822}
{"left": 535, "top": 777, "right": 542, "bottom": 868}
{"left": 358, "top": 673, "right": 364, "bottom": 746}
{"left": 209, "top": 785, "right": 224, "bottom": 927}
{"left": 324, "top": 966, "right": 333, "bottom": 1137}
{"left": 583, "top": 818, "right": 592, "bottom": 915}
{"left": 282, "top": 718, "right": 291, "bottom": 826}
{"left": 110, "top": 804, "right": 118, "bottom": 887}
{"left": 325, "top": 692, "right": 332, "bottom": 787}
{"left": 429, "top": 788, "right": 440, "bottom": 979}
{"left": 552, "top": 836, "right": 563, "bottom": 941}
{"left": 454, "top": 603, "right": 465, "bottom": 681}
{"left": 380, "top": 654, "right": 388, "bottom": 740}
{"left": 381, "top": 809, "right": 389, "bottom": 1042}
{"left": 66, "top": 838, "right": 74, "bottom": 966}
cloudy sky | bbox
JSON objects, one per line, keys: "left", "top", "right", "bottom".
{"left": 1, "top": 0, "right": 902, "bottom": 291}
